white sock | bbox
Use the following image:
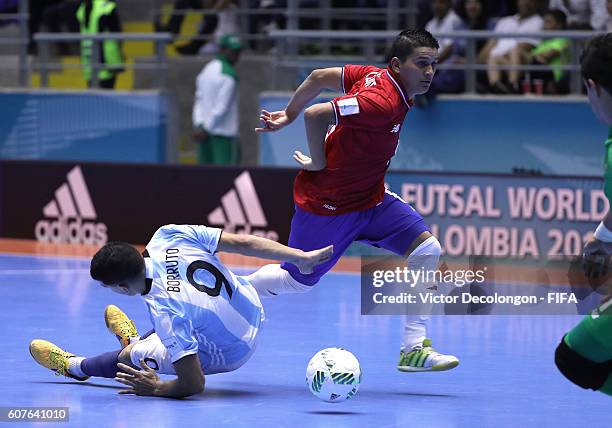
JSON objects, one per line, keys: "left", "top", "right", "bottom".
{"left": 244, "top": 264, "right": 312, "bottom": 298}
{"left": 67, "top": 356, "right": 86, "bottom": 378}
{"left": 401, "top": 236, "right": 441, "bottom": 351}
{"left": 401, "top": 315, "right": 427, "bottom": 351}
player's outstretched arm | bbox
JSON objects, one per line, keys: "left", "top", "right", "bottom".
{"left": 255, "top": 67, "right": 342, "bottom": 133}
{"left": 218, "top": 232, "right": 333, "bottom": 274}
{"left": 116, "top": 354, "right": 204, "bottom": 398}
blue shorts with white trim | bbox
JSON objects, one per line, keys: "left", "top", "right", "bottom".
{"left": 281, "top": 191, "right": 430, "bottom": 285}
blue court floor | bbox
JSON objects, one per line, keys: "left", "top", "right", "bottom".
{"left": 2, "top": 252, "right": 610, "bottom": 428}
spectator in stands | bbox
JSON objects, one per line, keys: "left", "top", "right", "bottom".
{"left": 455, "top": 0, "right": 498, "bottom": 92}
{"left": 478, "top": 0, "right": 543, "bottom": 94}
{"left": 192, "top": 34, "right": 242, "bottom": 165}
{"left": 76, "top": 0, "right": 124, "bottom": 89}
{"left": 457, "top": 0, "right": 497, "bottom": 47}
{"left": 548, "top": 0, "right": 608, "bottom": 30}
{"left": 525, "top": 9, "right": 571, "bottom": 94}
{"left": 425, "top": 0, "right": 464, "bottom": 94}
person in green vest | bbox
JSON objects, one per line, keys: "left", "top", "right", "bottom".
{"left": 555, "top": 33, "right": 612, "bottom": 397}
{"left": 191, "top": 34, "right": 242, "bottom": 165}
{"left": 76, "top": 0, "right": 124, "bottom": 89}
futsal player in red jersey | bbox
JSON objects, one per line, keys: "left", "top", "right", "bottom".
{"left": 254, "top": 29, "right": 458, "bottom": 372}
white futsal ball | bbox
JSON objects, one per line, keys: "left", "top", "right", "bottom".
{"left": 306, "top": 347, "right": 361, "bottom": 402}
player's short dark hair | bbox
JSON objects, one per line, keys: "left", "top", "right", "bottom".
{"left": 386, "top": 29, "right": 440, "bottom": 64}
{"left": 581, "top": 34, "right": 612, "bottom": 95}
{"left": 545, "top": 9, "right": 567, "bottom": 29}
{"left": 90, "top": 241, "right": 144, "bottom": 285}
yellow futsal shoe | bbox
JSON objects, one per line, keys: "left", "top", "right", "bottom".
{"left": 104, "top": 305, "right": 139, "bottom": 348}
{"left": 397, "top": 339, "right": 459, "bottom": 372}
{"left": 29, "top": 339, "right": 89, "bottom": 381}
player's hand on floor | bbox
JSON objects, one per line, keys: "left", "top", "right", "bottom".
{"left": 582, "top": 237, "right": 612, "bottom": 279}
{"left": 115, "top": 359, "right": 161, "bottom": 396}
{"left": 255, "top": 109, "right": 292, "bottom": 132}
{"left": 294, "top": 245, "right": 334, "bottom": 274}
{"left": 293, "top": 150, "right": 325, "bottom": 171}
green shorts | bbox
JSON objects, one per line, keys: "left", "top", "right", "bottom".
{"left": 197, "top": 135, "right": 239, "bottom": 165}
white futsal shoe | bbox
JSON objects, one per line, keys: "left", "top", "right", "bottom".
{"left": 397, "top": 339, "right": 459, "bottom": 372}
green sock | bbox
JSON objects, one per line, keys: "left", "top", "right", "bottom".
{"left": 564, "top": 299, "right": 612, "bottom": 396}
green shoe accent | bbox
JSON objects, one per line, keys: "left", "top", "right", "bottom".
{"left": 397, "top": 339, "right": 459, "bottom": 372}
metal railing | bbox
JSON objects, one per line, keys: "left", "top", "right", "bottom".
{"left": 148, "top": 0, "right": 417, "bottom": 54}
{"left": 0, "top": 0, "right": 29, "bottom": 86}
{"left": 0, "top": 2, "right": 603, "bottom": 95}
{"left": 150, "top": 0, "right": 418, "bottom": 40}
{"left": 268, "top": 29, "right": 603, "bottom": 94}
{"left": 33, "top": 32, "right": 172, "bottom": 88}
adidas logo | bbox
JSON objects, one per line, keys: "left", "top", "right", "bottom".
{"left": 34, "top": 166, "right": 108, "bottom": 245}
{"left": 207, "top": 171, "right": 279, "bottom": 241}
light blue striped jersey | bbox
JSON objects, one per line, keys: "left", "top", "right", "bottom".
{"left": 141, "top": 224, "right": 264, "bottom": 374}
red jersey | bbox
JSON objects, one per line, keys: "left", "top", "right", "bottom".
{"left": 293, "top": 64, "right": 413, "bottom": 215}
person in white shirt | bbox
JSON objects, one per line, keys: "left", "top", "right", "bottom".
{"left": 192, "top": 34, "right": 242, "bottom": 164}
{"left": 425, "top": 0, "right": 465, "bottom": 93}
{"left": 478, "top": 0, "right": 543, "bottom": 93}
{"left": 29, "top": 224, "right": 333, "bottom": 398}
{"left": 548, "top": 0, "right": 608, "bottom": 30}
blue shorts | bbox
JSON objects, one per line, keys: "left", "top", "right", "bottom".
{"left": 281, "top": 190, "right": 429, "bottom": 285}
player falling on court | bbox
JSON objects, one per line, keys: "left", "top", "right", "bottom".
{"left": 29, "top": 224, "right": 333, "bottom": 398}
{"left": 255, "top": 29, "right": 458, "bottom": 372}
{"left": 555, "top": 33, "right": 612, "bottom": 396}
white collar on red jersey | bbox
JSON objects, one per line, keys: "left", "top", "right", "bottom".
{"left": 385, "top": 70, "right": 411, "bottom": 109}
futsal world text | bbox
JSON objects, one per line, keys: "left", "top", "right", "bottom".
{"left": 401, "top": 183, "right": 609, "bottom": 257}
